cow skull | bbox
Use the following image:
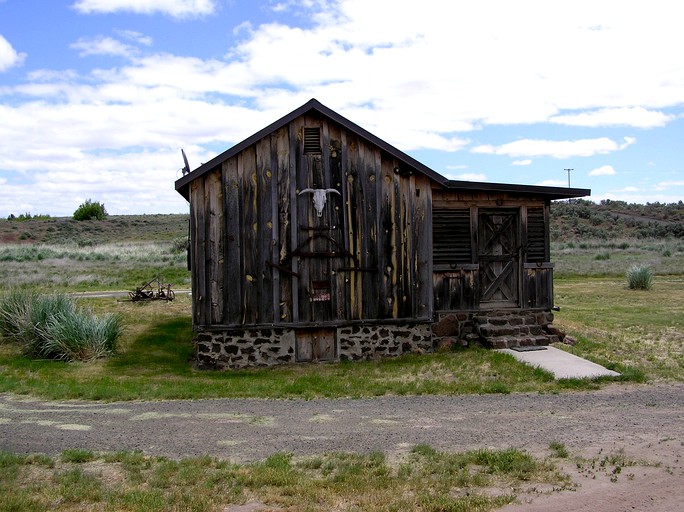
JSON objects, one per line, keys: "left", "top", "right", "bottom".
{"left": 298, "top": 188, "right": 340, "bottom": 217}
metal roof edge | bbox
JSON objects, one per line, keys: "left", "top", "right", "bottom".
{"left": 443, "top": 180, "right": 591, "bottom": 199}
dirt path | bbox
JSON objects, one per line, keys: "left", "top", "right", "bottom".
{"left": 2, "top": 383, "right": 683, "bottom": 511}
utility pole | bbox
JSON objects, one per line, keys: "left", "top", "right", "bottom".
{"left": 564, "top": 168, "right": 573, "bottom": 188}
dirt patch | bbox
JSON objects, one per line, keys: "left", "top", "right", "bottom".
{"left": 503, "top": 440, "right": 684, "bottom": 511}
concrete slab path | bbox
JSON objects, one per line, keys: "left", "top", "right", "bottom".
{"left": 498, "top": 345, "right": 621, "bottom": 379}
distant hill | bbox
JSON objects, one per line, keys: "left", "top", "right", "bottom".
{"left": 2, "top": 200, "right": 683, "bottom": 246}
{"left": 0, "top": 214, "right": 189, "bottom": 245}
{"left": 550, "top": 199, "right": 684, "bottom": 241}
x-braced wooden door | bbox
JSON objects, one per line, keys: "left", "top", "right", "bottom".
{"left": 478, "top": 209, "right": 520, "bottom": 308}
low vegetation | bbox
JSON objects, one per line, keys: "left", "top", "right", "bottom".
{"left": 0, "top": 446, "right": 572, "bottom": 512}
{"left": 0, "top": 290, "right": 122, "bottom": 362}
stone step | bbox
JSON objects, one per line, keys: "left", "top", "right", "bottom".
{"left": 472, "top": 310, "right": 558, "bottom": 349}
{"left": 478, "top": 324, "right": 546, "bottom": 337}
{"left": 482, "top": 334, "right": 553, "bottom": 350}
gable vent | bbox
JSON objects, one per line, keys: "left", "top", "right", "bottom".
{"left": 303, "top": 127, "right": 321, "bottom": 154}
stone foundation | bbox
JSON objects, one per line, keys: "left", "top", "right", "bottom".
{"left": 195, "top": 323, "right": 434, "bottom": 369}
{"left": 338, "top": 323, "right": 433, "bottom": 361}
{"left": 432, "top": 310, "right": 562, "bottom": 349}
{"left": 195, "top": 312, "right": 563, "bottom": 369}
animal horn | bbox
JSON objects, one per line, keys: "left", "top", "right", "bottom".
{"left": 298, "top": 188, "right": 315, "bottom": 195}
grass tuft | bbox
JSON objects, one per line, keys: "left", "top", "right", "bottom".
{"left": 0, "top": 290, "right": 122, "bottom": 361}
{"left": 61, "top": 449, "right": 97, "bottom": 464}
{"left": 626, "top": 264, "right": 654, "bottom": 290}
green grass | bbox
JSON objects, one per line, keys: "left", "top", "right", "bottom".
{"left": 0, "top": 447, "right": 572, "bottom": 512}
{"left": 2, "top": 276, "right": 677, "bottom": 401}
{"left": 0, "top": 296, "right": 610, "bottom": 401}
{"left": 553, "top": 276, "right": 684, "bottom": 381}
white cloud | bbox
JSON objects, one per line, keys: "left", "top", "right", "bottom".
{"left": 3, "top": 0, "right": 684, "bottom": 214}
{"left": 448, "top": 173, "right": 487, "bottom": 182}
{"left": 0, "top": 35, "right": 26, "bottom": 72}
{"left": 653, "top": 180, "right": 684, "bottom": 191}
{"left": 72, "top": 0, "right": 216, "bottom": 18}
{"left": 589, "top": 165, "right": 617, "bottom": 176}
{"left": 472, "top": 137, "right": 636, "bottom": 159}
{"left": 71, "top": 36, "right": 137, "bottom": 57}
{"left": 551, "top": 107, "right": 674, "bottom": 129}
{"left": 116, "top": 30, "right": 153, "bottom": 46}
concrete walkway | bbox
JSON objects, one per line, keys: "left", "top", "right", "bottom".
{"left": 498, "top": 345, "right": 621, "bottom": 379}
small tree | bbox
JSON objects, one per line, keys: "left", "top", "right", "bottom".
{"left": 73, "top": 199, "right": 108, "bottom": 221}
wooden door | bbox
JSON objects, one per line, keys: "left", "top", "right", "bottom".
{"left": 296, "top": 328, "right": 337, "bottom": 362}
{"left": 478, "top": 209, "right": 520, "bottom": 308}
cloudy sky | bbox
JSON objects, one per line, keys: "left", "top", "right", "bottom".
{"left": 1, "top": 0, "right": 683, "bottom": 217}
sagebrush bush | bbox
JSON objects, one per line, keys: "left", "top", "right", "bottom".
{"left": 0, "top": 290, "right": 122, "bottom": 361}
{"left": 73, "top": 199, "right": 108, "bottom": 221}
{"left": 627, "top": 264, "right": 654, "bottom": 290}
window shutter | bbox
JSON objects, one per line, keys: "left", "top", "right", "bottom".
{"left": 526, "top": 207, "right": 547, "bottom": 262}
{"left": 433, "top": 208, "right": 472, "bottom": 265}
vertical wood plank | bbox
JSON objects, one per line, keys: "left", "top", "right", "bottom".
{"left": 190, "top": 180, "right": 206, "bottom": 326}
{"left": 188, "top": 182, "right": 198, "bottom": 325}
{"left": 240, "top": 147, "right": 258, "bottom": 324}
{"left": 359, "top": 142, "right": 379, "bottom": 319}
{"left": 345, "top": 132, "right": 362, "bottom": 319}
{"left": 256, "top": 137, "right": 274, "bottom": 324}
{"left": 222, "top": 158, "right": 242, "bottom": 324}
{"left": 378, "top": 158, "right": 395, "bottom": 318}
{"left": 288, "top": 121, "right": 302, "bottom": 322}
{"left": 327, "top": 122, "right": 346, "bottom": 321}
{"left": 414, "top": 173, "right": 432, "bottom": 318}
{"left": 275, "top": 126, "right": 291, "bottom": 322}
{"left": 206, "top": 170, "right": 223, "bottom": 324}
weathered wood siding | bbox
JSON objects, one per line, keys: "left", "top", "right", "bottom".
{"left": 431, "top": 191, "right": 553, "bottom": 311}
{"left": 189, "top": 114, "right": 431, "bottom": 328}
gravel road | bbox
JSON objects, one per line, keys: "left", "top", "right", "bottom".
{"left": 2, "top": 383, "right": 683, "bottom": 511}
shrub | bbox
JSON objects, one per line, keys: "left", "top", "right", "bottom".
{"left": 627, "top": 265, "right": 654, "bottom": 290}
{"left": 0, "top": 290, "right": 122, "bottom": 361}
{"left": 594, "top": 252, "right": 611, "bottom": 261}
{"left": 73, "top": 199, "right": 108, "bottom": 221}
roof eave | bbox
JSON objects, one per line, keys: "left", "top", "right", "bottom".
{"left": 443, "top": 180, "right": 591, "bottom": 200}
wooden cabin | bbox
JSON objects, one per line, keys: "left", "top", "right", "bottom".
{"left": 175, "top": 99, "right": 589, "bottom": 368}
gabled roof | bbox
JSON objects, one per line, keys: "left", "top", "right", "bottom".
{"left": 175, "top": 98, "right": 590, "bottom": 201}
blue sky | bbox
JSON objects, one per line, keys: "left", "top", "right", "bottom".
{"left": 1, "top": 0, "right": 683, "bottom": 217}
